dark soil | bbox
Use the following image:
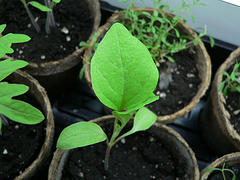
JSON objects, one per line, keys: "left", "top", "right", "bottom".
{"left": 0, "top": 120, "right": 45, "bottom": 180}
{"left": 61, "top": 124, "right": 190, "bottom": 180}
{"left": 147, "top": 50, "right": 201, "bottom": 116}
{"left": 207, "top": 163, "right": 240, "bottom": 180}
{"left": 0, "top": 91, "right": 45, "bottom": 179}
{"left": 223, "top": 62, "right": 240, "bottom": 134}
{"left": 0, "top": 0, "right": 93, "bottom": 63}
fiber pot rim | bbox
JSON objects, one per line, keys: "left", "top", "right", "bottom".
{"left": 3, "top": 70, "right": 54, "bottom": 180}
{"left": 200, "top": 152, "right": 240, "bottom": 179}
{"left": 83, "top": 8, "right": 211, "bottom": 124}
{"left": 211, "top": 47, "right": 240, "bottom": 148}
{"left": 2, "top": 0, "right": 101, "bottom": 76}
{"left": 48, "top": 115, "right": 199, "bottom": 180}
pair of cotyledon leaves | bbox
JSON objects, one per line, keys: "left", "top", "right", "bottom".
{"left": 0, "top": 24, "right": 44, "bottom": 131}
{"left": 57, "top": 23, "right": 159, "bottom": 150}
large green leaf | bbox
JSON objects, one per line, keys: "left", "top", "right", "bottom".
{"left": 0, "top": 59, "right": 28, "bottom": 81}
{"left": 119, "top": 107, "right": 157, "bottom": 138}
{"left": 91, "top": 23, "right": 159, "bottom": 112}
{"left": 57, "top": 122, "right": 107, "bottom": 150}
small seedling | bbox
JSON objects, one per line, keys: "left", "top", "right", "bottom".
{"left": 57, "top": 23, "right": 159, "bottom": 170}
{"left": 120, "top": 0, "right": 214, "bottom": 65}
{"left": 218, "top": 61, "right": 240, "bottom": 97}
{"left": 203, "top": 163, "right": 236, "bottom": 180}
{"left": 0, "top": 24, "right": 44, "bottom": 133}
{"left": 20, "top": 0, "right": 61, "bottom": 33}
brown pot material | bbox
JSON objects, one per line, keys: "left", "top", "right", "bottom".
{"left": 83, "top": 8, "right": 211, "bottom": 124}
{"left": 200, "top": 152, "right": 240, "bottom": 180}
{"left": 4, "top": 70, "right": 54, "bottom": 180}
{"left": 200, "top": 47, "right": 240, "bottom": 155}
{"left": 48, "top": 115, "right": 199, "bottom": 180}
{"left": 4, "top": 0, "right": 101, "bottom": 96}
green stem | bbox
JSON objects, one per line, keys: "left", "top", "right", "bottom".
{"left": 20, "top": 0, "right": 40, "bottom": 32}
{"left": 104, "top": 117, "right": 125, "bottom": 170}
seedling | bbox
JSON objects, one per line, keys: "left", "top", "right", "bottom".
{"left": 0, "top": 24, "right": 44, "bottom": 133}
{"left": 20, "top": 0, "right": 61, "bottom": 33}
{"left": 218, "top": 61, "right": 240, "bottom": 97}
{"left": 120, "top": 0, "right": 214, "bottom": 65}
{"left": 203, "top": 163, "right": 236, "bottom": 180}
{"left": 57, "top": 23, "right": 159, "bottom": 170}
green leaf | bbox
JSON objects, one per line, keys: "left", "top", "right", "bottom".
{"left": 0, "top": 99, "right": 44, "bottom": 124}
{"left": 119, "top": 107, "right": 157, "bottom": 138}
{"left": 57, "top": 122, "right": 107, "bottom": 150}
{"left": 218, "top": 81, "right": 225, "bottom": 92}
{"left": 28, "top": 1, "right": 52, "bottom": 11}
{"left": 0, "top": 82, "right": 44, "bottom": 126}
{"left": 0, "top": 59, "right": 28, "bottom": 81}
{"left": 112, "top": 110, "right": 135, "bottom": 127}
{"left": 0, "top": 24, "right": 6, "bottom": 34}
{"left": 0, "top": 33, "right": 31, "bottom": 44}
{"left": 91, "top": 23, "right": 159, "bottom": 112}
{"left": 52, "top": 0, "right": 61, "bottom": 3}
{"left": 0, "top": 82, "right": 29, "bottom": 99}
{"left": 209, "top": 36, "right": 215, "bottom": 47}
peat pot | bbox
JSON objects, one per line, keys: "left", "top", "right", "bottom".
{"left": 0, "top": 0, "right": 101, "bottom": 96}
{"left": 48, "top": 115, "right": 199, "bottom": 180}
{"left": 0, "top": 70, "right": 54, "bottom": 180}
{"left": 200, "top": 152, "right": 240, "bottom": 180}
{"left": 200, "top": 47, "right": 240, "bottom": 154}
{"left": 83, "top": 8, "right": 211, "bottom": 124}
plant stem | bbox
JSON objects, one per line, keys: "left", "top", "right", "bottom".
{"left": 20, "top": 0, "right": 40, "bottom": 33}
{"left": 104, "top": 145, "right": 112, "bottom": 170}
{"left": 44, "top": 0, "right": 56, "bottom": 34}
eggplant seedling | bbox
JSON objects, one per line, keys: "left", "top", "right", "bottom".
{"left": 20, "top": 0, "right": 61, "bottom": 34}
{"left": 0, "top": 24, "right": 44, "bottom": 133}
{"left": 57, "top": 23, "right": 159, "bottom": 170}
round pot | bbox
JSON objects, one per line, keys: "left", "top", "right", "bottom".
{"left": 83, "top": 8, "right": 211, "bottom": 124}
{"left": 3, "top": 0, "right": 101, "bottom": 96}
{"left": 200, "top": 152, "right": 240, "bottom": 180}
{"left": 200, "top": 47, "right": 240, "bottom": 154}
{"left": 48, "top": 115, "right": 199, "bottom": 180}
{"left": 2, "top": 70, "right": 54, "bottom": 180}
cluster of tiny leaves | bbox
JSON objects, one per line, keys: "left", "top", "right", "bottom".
{"left": 218, "top": 61, "right": 240, "bottom": 97}
{"left": 119, "top": 0, "right": 214, "bottom": 64}
{"left": 0, "top": 24, "right": 44, "bottom": 131}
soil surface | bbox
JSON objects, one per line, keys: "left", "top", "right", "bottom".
{"left": 207, "top": 163, "right": 240, "bottom": 180}
{"left": 222, "top": 62, "right": 240, "bottom": 135}
{"left": 0, "top": 120, "right": 45, "bottom": 180}
{"left": 61, "top": 123, "right": 190, "bottom": 180}
{"left": 147, "top": 50, "right": 201, "bottom": 116}
{"left": 0, "top": 91, "right": 45, "bottom": 179}
{"left": 0, "top": 0, "right": 93, "bottom": 63}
